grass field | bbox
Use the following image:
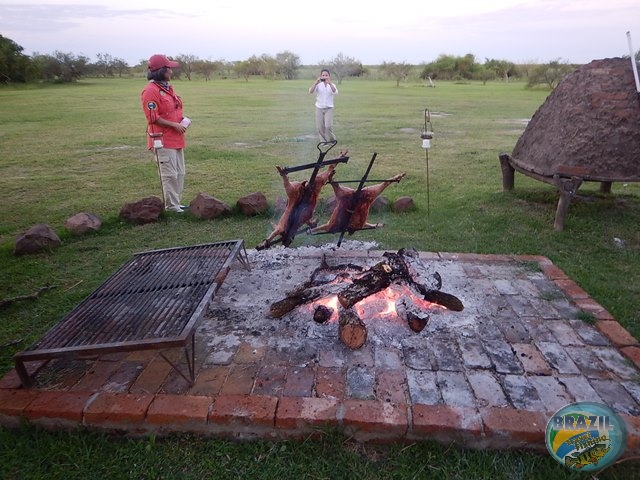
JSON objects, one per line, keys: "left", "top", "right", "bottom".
{"left": 0, "top": 76, "right": 639, "bottom": 478}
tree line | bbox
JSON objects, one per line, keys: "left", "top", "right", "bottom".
{"left": 2, "top": 33, "right": 636, "bottom": 89}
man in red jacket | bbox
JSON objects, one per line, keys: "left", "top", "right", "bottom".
{"left": 141, "top": 54, "right": 190, "bottom": 213}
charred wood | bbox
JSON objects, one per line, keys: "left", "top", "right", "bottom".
{"left": 338, "top": 308, "right": 368, "bottom": 349}
{"left": 337, "top": 261, "right": 392, "bottom": 308}
{"left": 395, "top": 296, "right": 430, "bottom": 333}
{"left": 313, "top": 304, "right": 333, "bottom": 324}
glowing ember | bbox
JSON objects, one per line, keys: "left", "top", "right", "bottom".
{"left": 304, "top": 283, "right": 446, "bottom": 325}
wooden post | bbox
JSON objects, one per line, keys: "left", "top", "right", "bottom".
{"left": 499, "top": 153, "right": 515, "bottom": 191}
{"left": 599, "top": 181, "right": 612, "bottom": 194}
{"left": 553, "top": 175, "right": 583, "bottom": 231}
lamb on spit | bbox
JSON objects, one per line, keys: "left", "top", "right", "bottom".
{"left": 256, "top": 149, "right": 349, "bottom": 250}
{"left": 309, "top": 171, "right": 406, "bottom": 235}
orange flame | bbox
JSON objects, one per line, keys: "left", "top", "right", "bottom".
{"left": 304, "top": 282, "right": 446, "bottom": 324}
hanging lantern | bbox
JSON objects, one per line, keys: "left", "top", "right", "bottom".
{"left": 420, "top": 109, "right": 433, "bottom": 149}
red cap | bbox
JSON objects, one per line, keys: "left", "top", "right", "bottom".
{"left": 148, "top": 54, "right": 179, "bottom": 71}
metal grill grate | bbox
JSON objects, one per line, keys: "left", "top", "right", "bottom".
{"left": 13, "top": 240, "right": 249, "bottom": 387}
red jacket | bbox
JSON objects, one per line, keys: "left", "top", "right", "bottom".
{"left": 141, "top": 81, "right": 185, "bottom": 150}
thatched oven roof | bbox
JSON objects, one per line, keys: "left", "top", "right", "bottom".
{"left": 511, "top": 57, "right": 640, "bottom": 182}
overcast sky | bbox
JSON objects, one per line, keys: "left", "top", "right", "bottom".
{"left": 1, "top": 0, "right": 639, "bottom": 66}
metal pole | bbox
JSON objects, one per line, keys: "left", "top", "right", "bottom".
{"left": 627, "top": 31, "right": 640, "bottom": 105}
{"left": 153, "top": 147, "right": 166, "bottom": 208}
{"left": 425, "top": 148, "right": 430, "bottom": 216}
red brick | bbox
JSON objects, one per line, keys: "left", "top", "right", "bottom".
{"left": 511, "top": 343, "right": 552, "bottom": 375}
{"left": 159, "top": 370, "right": 192, "bottom": 395}
{"left": 620, "top": 346, "right": 640, "bottom": 370}
{"left": 275, "top": 397, "right": 339, "bottom": 430}
{"left": 24, "top": 391, "right": 91, "bottom": 422}
{"left": 541, "top": 263, "right": 569, "bottom": 281}
{"left": 209, "top": 394, "right": 277, "bottom": 427}
{"left": 146, "top": 394, "right": 211, "bottom": 426}
{"left": 518, "top": 255, "right": 549, "bottom": 264}
{"left": 101, "top": 360, "right": 145, "bottom": 393}
{"left": 0, "top": 389, "right": 39, "bottom": 416}
{"left": 315, "top": 367, "right": 345, "bottom": 399}
{"left": 554, "top": 279, "right": 590, "bottom": 299}
{"left": 129, "top": 356, "right": 174, "bottom": 395}
{"left": 411, "top": 404, "right": 483, "bottom": 439}
{"left": 375, "top": 370, "right": 407, "bottom": 404}
{"left": 595, "top": 320, "right": 638, "bottom": 347}
{"left": 573, "top": 298, "right": 613, "bottom": 320}
{"left": 234, "top": 342, "right": 267, "bottom": 364}
{"left": 189, "top": 366, "right": 230, "bottom": 396}
{"left": 252, "top": 364, "right": 286, "bottom": 396}
{"left": 70, "top": 360, "right": 120, "bottom": 392}
{"left": 480, "top": 407, "right": 547, "bottom": 450}
{"left": 221, "top": 364, "right": 259, "bottom": 395}
{"left": 83, "top": 392, "right": 154, "bottom": 425}
{"left": 342, "top": 399, "right": 408, "bottom": 439}
{"left": 283, "top": 365, "right": 315, "bottom": 397}
{"left": 0, "top": 370, "right": 22, "bottom": 390}
{"left": 619, "top": 413, "right": 640, "bottom": 457}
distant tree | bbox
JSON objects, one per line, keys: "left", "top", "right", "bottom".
{"left": 483, "top": 58, "right": 517, "bottom": 82}
{"left": 379, "top": 61, "right": 414, "bottom": 86}
{"left": 0, "top": 34, "right": 33, "bottom": 82}
{"left": 175, "top": 54, "right": 198, "bottom": 80}
{"left": 95, "top": 52, "right": 115, "bottom": 77}
{"left": 320, "top": 52, "right": 363, "bottom": 84}
{"left": 258, "top": 54, "right": 278, "bottom": 78}
{"left": 234, "top": 56, "right": 263, "bottom": 81}
{"left": 31, "top": 51, "right": 89, "bottom": 82}
{"left": 274, "top": 51, "right": 301, "bottom": 80}
{"left": 474, "top": 65, "right": 494, "bottom": 85}
{"left": 194, "top": 59, "right": 225, "bottom": 81}
{"left": 111, "top": 58, "right": 129, "bottom": 77}
{"left": 420, "top": 53, "right": 479, "bottom": 81}
{"left": 527, "top": 59, "right": 575, "bottom": 89}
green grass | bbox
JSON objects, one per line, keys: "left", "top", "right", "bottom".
{"left": 1, "top": 76, "right": 639, "bottom": 478}
{"left": 1, "top": 424, "right": 637, "bottom": 479}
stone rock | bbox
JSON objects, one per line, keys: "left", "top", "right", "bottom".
{"left": 64, "top": 212, "right": 102, "bottom": 235}
{"left": 14, "top": 223, "right": 61, "bottom": 256}
{"left": 371, "top": 196, "right": 390, "bottom": 212}
{"left": 237, "top": 192, "right": 268, "bottom": 216}
{"left": 189, "top": 192, "right": 231, "bottom": 219}
{"left": 274, "top": 196, "right": 287, "bottom": 214}
{"left": 393, "top": 196, "right": 416, "bottom": 213}
{"left": 119, "top": 196, "right": 163, "bottom": 224}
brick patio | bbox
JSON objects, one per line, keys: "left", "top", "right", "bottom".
{"left": 1, "top": 245, "right": 639, "bottom": 456}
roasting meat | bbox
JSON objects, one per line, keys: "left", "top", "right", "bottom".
{"left": 257, "top": 151, "right": 348, "bottom": 249}
{"left": 310, "top": 172, "right": 406, "bottom": 234}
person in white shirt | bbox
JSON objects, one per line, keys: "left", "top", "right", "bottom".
{"left": 309, "top": 69, "right": 338, "bottom": 142}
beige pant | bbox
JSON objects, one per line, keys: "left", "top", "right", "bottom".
{"left": 315, "top": 107, "right": 336, "bottom": 142}
{"left": 155, "top": 148, "right": 185, "bottom": 211}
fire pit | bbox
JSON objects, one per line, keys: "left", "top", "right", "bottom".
{"left": 269, "top": 247, "right": 463, "bottom": 348}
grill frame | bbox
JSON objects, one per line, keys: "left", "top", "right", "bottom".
{"left": 13, "top": 240, "right": 250, "bottom": 388}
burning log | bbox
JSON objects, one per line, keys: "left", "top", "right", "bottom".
{"left": 337, "top": 261, "right": 393, "bottom": 308}
{"left": 313, "top": 304, "right": 333, "bottom": 324}
{"left": 338, "top": 308, "right": 367, "bottom": 349}
{"left": 395, "top": 296, "right": 430, "bottom": 333}
{"left": 269, "top": 282, "right": 342, "bottom": 318}
{"left": 269, "top": 248, "right": 463, "bottom": 347}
